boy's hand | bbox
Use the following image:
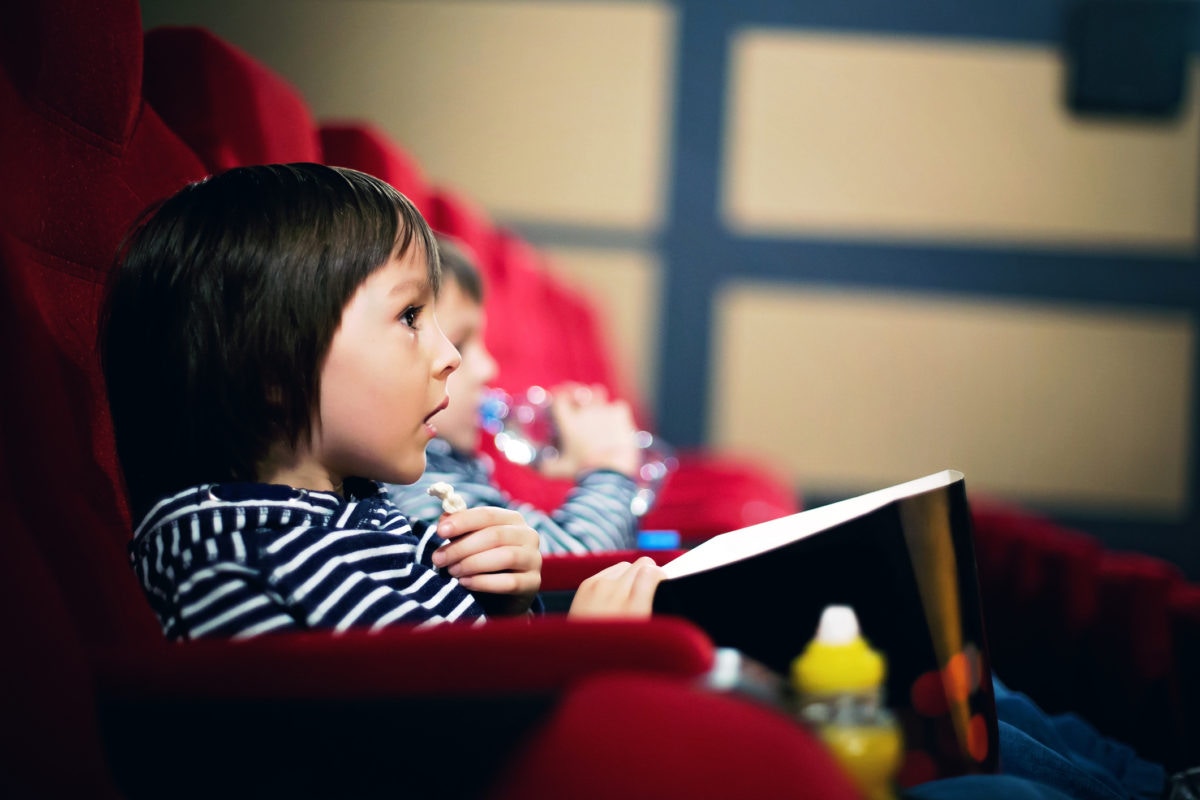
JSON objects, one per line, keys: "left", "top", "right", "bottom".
{"left": 431, "top": 506, "right": 541, "bottom": 616}
{"left": 568, "top": 556, "right": 665, "bottom": 619}
{"left": 542, "top": 383, "right": 640, "bottom": 479}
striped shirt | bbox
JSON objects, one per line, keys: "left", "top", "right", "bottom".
{"left": 387, "top": 437, "right": 639, "bottom": 555}
{"left": 129, "top": 479, "right": 485, "bottom": 640}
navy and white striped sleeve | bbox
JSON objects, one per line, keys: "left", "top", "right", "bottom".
{"left": 172, "top": 563, "right": 299, "bottom": 640}
{"left": 258, "top": 518, "right": 486, "bottom": 634}
{"left": 519, "top": 470, "right": 639, "bottom": 555}
{"left": 162, "top": 524, "right": 485, "bottom": 641}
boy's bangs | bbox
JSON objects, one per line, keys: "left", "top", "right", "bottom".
{"left": 337, "top": 166, "right": 439, "bottom": 293}
{"left": 392, "top": 195, "right": 440, "bottom": 295}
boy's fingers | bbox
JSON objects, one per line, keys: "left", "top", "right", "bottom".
{"left": 586, "top": 560, "right": 633, "bottom": 582}
{"left": 631, "top": 559, "right": 667, "bottom": 601}
{"left": 436, "top": 506, "right": 523, "bottom": 540}
{"left": 433, "top": 523, "right": 539, "bottom": 567}
{"left": 569, "top": 558, "right": 663, "bottom": 619}
{"left": 457, "top": 572, "right": 541, "bottom": 596}
{"left": 447, "top": 545, "right": 541, "bottom": 579}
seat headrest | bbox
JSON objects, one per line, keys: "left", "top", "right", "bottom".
{"left": 320, "top": 122, "right": 432, "bottom": 215}
{"left": 143, "top": 26, "right": 321, "bottom": 172}
{"left": 0, "top": 0, "right": 203, "bottom": 271}
{"left": 0, "top": 0, "right": 143, "bottom": 145}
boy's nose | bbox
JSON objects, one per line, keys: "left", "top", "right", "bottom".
{"left": 435, "top": 332, "right": 462, "bottom": 379}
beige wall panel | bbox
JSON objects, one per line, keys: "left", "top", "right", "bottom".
{"left": 141, "top": 0, "right": 674, "bottom": 230}
{"left": 542, "top": 246, "right": 662, "bottom": 410}
{"left": 724, "top": 31, "right": 1200, "bottom": 249}
{"left": 711, "top": 284, "right": 1194, "bottom": 515}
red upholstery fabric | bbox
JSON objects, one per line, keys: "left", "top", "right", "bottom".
{"left": 0, "top": 0, "right": 206, "bottom": 649}
{"left": 489, "top": 673, "right": 864, "bottom": 800}
{"left": 971, "top": 498, "right": 1199, "bottom": 769}
{"left": 480, "top": 230, "right": 557, "bottom": 393}
{"left": 143, "top": 26, "right": 322, "bottom": 171}
{"left": 92, "top": 619, "right": 717, "bottom": 800}
{"left": 320, "top": 122, "right": 433, "bottom": 215}
{"left": 0, "top": 235, "right": 163, "bottom": 648}
{"left": 94, "top": 616, "right": 714, "bottom": 699}
{"left": 0, "top": 435, "right": 122, "bottom": 799}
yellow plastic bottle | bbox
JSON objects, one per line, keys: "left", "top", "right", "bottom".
{"left": 791, "top": 605, "right": 904, "bottom": 800}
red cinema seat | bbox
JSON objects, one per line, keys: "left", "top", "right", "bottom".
{"left": 541, "top": 274, "right": 631, "bottom": 401}
{"left": 490, "top": 673, "right": 863, "bottom": 800}
{"left": 143, "top": 25, "right": 322, "bottom": 171}
{"left": 0, "top": 0, "right": 207, "bottom": 650}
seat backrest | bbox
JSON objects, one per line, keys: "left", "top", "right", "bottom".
{"left": 0, "top": 0, "right": 206, "bottom": 648}
{"left": 319, "top": 122, "right": 433, "bottom": 216}
{"left": 143, "top": 25, "right": 322, "bottom": 171}
{"left": 482, "top": 231, "right": 563, "bottom": 393}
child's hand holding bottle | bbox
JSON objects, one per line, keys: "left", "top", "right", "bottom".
{"left": 540, "top": 383, "right": 640, "bottom": 480}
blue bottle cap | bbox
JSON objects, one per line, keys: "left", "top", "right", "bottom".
{"left": 637, "top": 529, "right": 681, "bottom": 550}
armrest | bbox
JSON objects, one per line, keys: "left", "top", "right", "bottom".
{"left": 91, "top": 615, "right": 714, "bottom": 698}
{"left": 91, "top": 617, "right": 715, "bottom": 799}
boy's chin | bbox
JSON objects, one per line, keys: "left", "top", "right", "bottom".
{"left": 439, "top": 429, "right": 480, "bottom": 455}
{"left": 386, "top": 457, "right": 427, "bottom": 486}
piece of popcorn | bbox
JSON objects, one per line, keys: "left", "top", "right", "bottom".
{"left": 427, "top": 481, "right": 467, "bottom": 514}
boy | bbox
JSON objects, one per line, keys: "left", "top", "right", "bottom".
{"left": 388, "top": 235, "right": 644, "bottom": 554}
{"left": 101, "top": 163, "right": 663, "bottom": 639}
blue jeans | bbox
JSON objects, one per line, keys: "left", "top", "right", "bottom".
{"left": 903, "top": 677, "right": 1165, "bottom": 800}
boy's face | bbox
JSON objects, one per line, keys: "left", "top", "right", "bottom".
{"left": 315, "top": 245, "right": 461, "bottom": 486}
{"left": 434, "top": 276, "right": 497, "bottom": 454}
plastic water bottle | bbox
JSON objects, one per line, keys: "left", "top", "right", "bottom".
{"left": 478, "top": 386, "right": 677, "bottom": 516}
{"left": 791, "top": 605, "right": 903, "bottom": 800}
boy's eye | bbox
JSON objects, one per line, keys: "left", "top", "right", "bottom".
{"left": 400, "top": 305, "right": 423, "bottom": 328}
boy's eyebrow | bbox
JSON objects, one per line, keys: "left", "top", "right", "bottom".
{"left": 388, "top": 278, "right": 429, "bottom": 298}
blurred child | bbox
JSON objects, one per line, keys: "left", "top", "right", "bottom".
{"left": 387, "top": 235, "right": 644, "bottom": 554}
{"left": 101, "top": 163, "right": 664, "bottom": 639}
